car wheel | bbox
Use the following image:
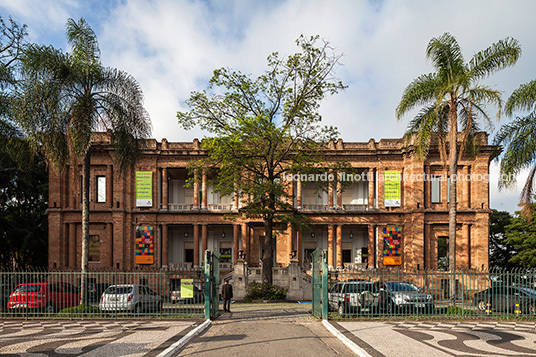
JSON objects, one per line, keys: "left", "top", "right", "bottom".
{"left": 157, "top": 301, "right": 162, "bottom": 312}
{"left": 338, "top": 304, "right": 346, "bottom": 316}
{"left": 134, "top": 304, "right": 142, "bottom": 314}
{"left": 44, "top": 303, "right": 55, "bottom": 314}
{"left": 477, "top": 300, "right": 487, "bottom": 311}
{"left": 528, "top": 304, "right": 536, "bottom": 315}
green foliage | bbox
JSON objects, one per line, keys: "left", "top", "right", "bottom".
{"left": 495, "top": 79, "right": 536, "bottom": 218}
{"left": 445, "top": 306, "right": 476, "bottom": 315}
{"left": 177, "top": 35, "right": 346, "bottom": 283}
{"left": 489, "top": 209, "right": 517, "bottom": 268}
{"left": 57, "top": 304, "right": 100, "bottom": 317}
{"left": 505, "top": 205, "right": 536, "bottom": 267}
{"left": 244, "top": 282, "right": 287, "bottom": 301}
{"left": 0, "top": 140, "right": 48, "bottom": 269}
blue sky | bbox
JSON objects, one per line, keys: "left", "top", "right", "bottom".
{"left": 1, "top": 0, "right": 536, "bottom": 213}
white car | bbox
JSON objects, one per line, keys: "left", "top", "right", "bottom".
{"left": 99, "top": 284, "right": 162, "bottom": 313}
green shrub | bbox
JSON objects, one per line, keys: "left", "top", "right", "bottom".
{"left": 58, "top": 304, "right": 100, "bottom": 317}
{"left": 244, "top": 282, "right": 287, "bottom": 301}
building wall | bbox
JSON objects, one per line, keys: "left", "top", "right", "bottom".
{"left": 48, "top": 132, "right": 495, "bottom": 271}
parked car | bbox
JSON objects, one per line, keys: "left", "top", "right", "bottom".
{"left": 99, "top": 284, "right": 162, "bottom": 313}
{"left": 328, "top": 281, "right": 379, "bottom": 315}
{"left": 375, "top": 281, "right": 434, "bottom": 313}
{"left": 87, "top": 283, "right": 110, "bottom": 303}
{"left": 473, "top": 286, "right": 536, "bottom": 314}
{"left": 0, "top": 284, "right": 14, "bottom": 311}
{"left": 7, "top": 282, "right": 80, "bottom": 313}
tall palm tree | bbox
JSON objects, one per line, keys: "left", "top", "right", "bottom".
{"left": 14, "top": 18, "right": 151, "bottom": 304}
{"left": 495, "top": 80, "right": 536, "bottom": 220}
{"left": 396, "top": 33, "right": 520, "bottom": 291}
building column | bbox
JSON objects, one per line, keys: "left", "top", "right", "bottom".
{"left": 368, "top": 224, "right": 375, "bottom": 268}
{"left": 424, "top": 224, "right": 431, "bottom": 269}
{"left": 297, "top": 179, "right": 302, "bottom": 209}
{"left": 106, "top": 223, "right": 113, "bottom": 267}
{"left": 328, "top": 225, "right": 334, "bottom": 268}
{"left": 162, "top": 168, "right": 168, "bottom": 210}
{"left": 69, "top": 223, "right": 76, "bottom": 267}
{"left": 463, "top": 165, "right": 471, "bottom": 209}
{"left": 201, "top": 171, "right": 208, "bottom": 210}
{"left": 106, "top": 165, "right": 113, "bottom": 208}
{"left": 233, "top": 182, "right": 239, "bottom": 210}
{"left": 68, "top": 166, "right": 75, "bottom": 208}
{"left": 328, "top": 182, "right": 334, "bottom": 209}
{"left": 233, "top": 224, "right": 240, "bottom": 265}
{"left": 368, "top": 168, "right": 374, "bottom": 209}
{"left": 336, "top": 225, "right": 343, "bottom": 268}
{"left": 201, "top": 224, "right": 208, "bottom": 258}
{"left": 193, "top": 224, "right": 200, "bottom": 267}
{"left": 297, "top": 230, "right": 303, "bottom": 265}
{"left": 162, "top": 224, "right": 169, "bottom": 268}
{"left": 425, "top": 165, "right": 431, "bottom": 208}
{"left": 287, "top": 224, "right": 293, "bottom": 266}
{"left": 193, "top": 170, "right": 199, "bottom": 209}
{"left": 336, "top": 180, "right": 342, "bottom": 209}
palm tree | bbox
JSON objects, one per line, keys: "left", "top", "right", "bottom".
{"left": 396, "top": 33, "right": 520, "bottom": 294}
{"left": 14, "top": 18, "right": 152, "bottom": 304}
{"left": 495, "top": 80, "right": 536, "bottom": 220}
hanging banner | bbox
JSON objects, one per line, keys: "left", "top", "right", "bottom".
{"left": 383, "top": 226, "right": 402, "bottom": 265}
{"left": 135, "top": 226, "right": 154, "bottom": 264}
{"left": 181, "top": 279, "right": 194, "bottom": 298}
{"left": 384, "top": 170, "right": 401, "bottom": 207}
{"left": 136, "top": 171, "right": 153, "bottom": 207}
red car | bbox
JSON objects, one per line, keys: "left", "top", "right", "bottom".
{"left": 7, "top": 282, "right": 80, "bottom": 313}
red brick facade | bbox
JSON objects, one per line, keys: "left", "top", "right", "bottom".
{"left": 47, "top": 132, "right": 494, "bottom": 271}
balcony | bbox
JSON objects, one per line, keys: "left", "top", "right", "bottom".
{"left": 167, "top": 204, "right": 194, "bottom": 211}
{"left": 208, "top": 204, "right": 233, "bottom": 211}
{"left": 343, "top": 204, "right": 368, "bottom": 212}
{"left": 302, "top": 204, "right": 328, "bottom": 211}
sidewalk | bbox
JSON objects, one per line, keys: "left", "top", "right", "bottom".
{"left": 333, "top": 319, "right": 536, "bottom": 357}
{"left": 178, "top": 303, "right": 355, "bottom": 356}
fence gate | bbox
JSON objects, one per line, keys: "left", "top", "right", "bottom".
{"left": 204, "top": 251, "right": 220, "bottom": 320}
{"left": 311, "top": 249, "right": 328, "bottom": 319}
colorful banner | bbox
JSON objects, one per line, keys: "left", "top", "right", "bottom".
{"left": 181, "top": 279, "right": 194, "bottom": 298}
{"left": 384, "top": 170, "right": 401, "bottom": 207}
{"left": 136, "top": 171, "right": 153, "bottom": 207}
{"left": 383, "top": 226, "right": 402, "bottom": 265}
{"left": 135, "top": 226, "right": 154, "bottom": 264}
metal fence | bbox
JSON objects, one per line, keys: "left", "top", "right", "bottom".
{"left": 312, "top": 251, "right": 536, "bottom": 319}
{"left": 0, "top": 267, "right": 207, "bottom": 319}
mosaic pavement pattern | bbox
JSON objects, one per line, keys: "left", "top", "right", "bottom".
{"left": 337, "top": 320, "right": 536, "bottom": 357}
{"left": 0, "top": 319, "right": 195, "bottom": 357}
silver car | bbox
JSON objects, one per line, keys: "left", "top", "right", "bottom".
{"left": 375, "top": 281, "right": 434, "bottom": 313}
{"left": 99, "top": 284, "right": 162, "bottom": 313}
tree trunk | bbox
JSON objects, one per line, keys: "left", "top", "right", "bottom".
{"left": 448, "top": 108, "right": 458, "bottom": 303}
{"left": 262, "top": 217, "right": 274, "bottom": 285}
{"left": 80, "top": 150, "right": 90, "bottom": 305}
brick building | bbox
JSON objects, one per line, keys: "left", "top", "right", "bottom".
{"left": 47, "top": 131, "right": 494, "bottom": 271}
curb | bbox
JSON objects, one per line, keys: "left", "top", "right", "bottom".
{"left": 322, "top": 319, "right": 371, "bottom": 357}
{"left": 156, "top": 319, "right": 211, "bottom": 357}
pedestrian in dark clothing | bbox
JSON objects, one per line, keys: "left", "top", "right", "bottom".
{"left": 221, "top": 280, "right": 233, "bottom": 312}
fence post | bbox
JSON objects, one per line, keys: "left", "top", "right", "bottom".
{"left": 322, "top": 250, "right": 328, "bottom": 319}
{"left": 204, "top": 251, "right": 211, "bottom": 320}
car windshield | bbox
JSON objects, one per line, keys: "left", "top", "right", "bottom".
{"left": 386, "top": 282, "right": 419, "bottom": 292}
{"left": 105, "top": 286, "right": 133, "bottom": 295}
{"left": 517, "top": 287, "right": 536, "bottom": 296}
{"left": 346, "top": 283, "right": 376, "bottom": 293}
{"left": 13, "top": 285, "right": 42, "bottom": 293}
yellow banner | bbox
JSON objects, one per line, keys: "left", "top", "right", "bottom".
{"left": 384, "top": 170, "right": 401, "bottom": 207}
{"left": 136, "top": 171, "right": 153, "bottom": 207}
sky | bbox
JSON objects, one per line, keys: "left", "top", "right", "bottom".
{"left": 1, "top": 0, "right": 535, "bottom": 214}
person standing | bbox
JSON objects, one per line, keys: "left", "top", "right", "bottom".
{"left": 221, "top": 280, "right": 233, "bottom": 312}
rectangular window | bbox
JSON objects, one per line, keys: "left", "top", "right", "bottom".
{"left": 89, "top": 235, "right": 100, "bottom": 262}
{"left": 431, "top": 175, "right": 441, "bottom": 203}
{"left": 97, "top": 176, "right": 106, "bottom": 203}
